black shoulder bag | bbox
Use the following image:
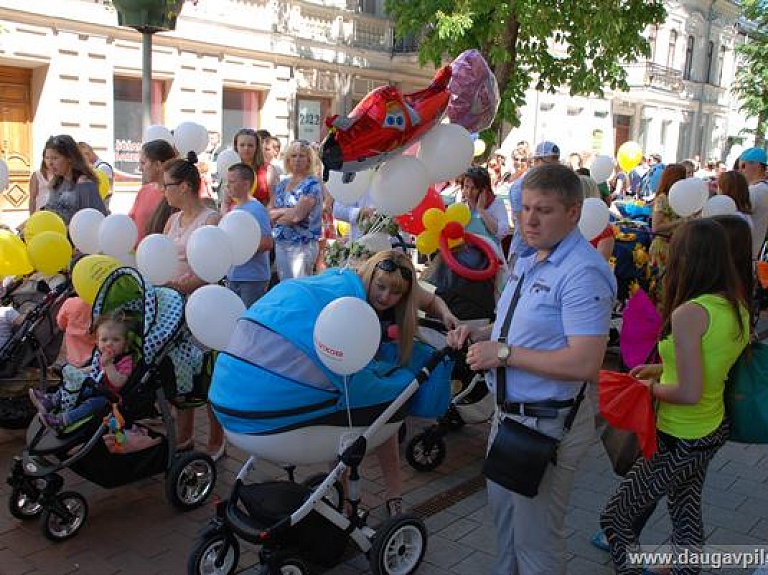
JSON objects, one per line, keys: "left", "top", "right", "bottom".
{"left": 482, "top": 273, "right": 586, "bottom": 497}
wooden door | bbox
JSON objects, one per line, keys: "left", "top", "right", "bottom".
{"left": 0, "top": 66, "right": 32, "bottom": 219}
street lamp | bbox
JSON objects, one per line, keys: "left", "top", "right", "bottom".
{"left": 111, "top": 0, "right": 185, "bottom": 134}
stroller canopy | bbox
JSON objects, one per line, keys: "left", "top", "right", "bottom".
{"left": 90, "top": 267, "right": 203, "bottom": 394}
{"left": 210, "top": 270, "right": 418, "bottom": 435}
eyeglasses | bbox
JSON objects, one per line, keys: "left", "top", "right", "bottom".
{"left": 161, "top": 180, "right": 182, "bottom": 190}
{"left": 376, "top": 258, "right": 413, "bottom": 281}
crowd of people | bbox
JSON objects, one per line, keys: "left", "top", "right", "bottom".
{"left": 3, "top": 124, "right": 768, "bottom": 575}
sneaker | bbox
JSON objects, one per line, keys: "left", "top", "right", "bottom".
{"left": 590, "top": 529, "right": 610, "bottom": 552}
{"left": 40, "top": 412, "right": 65, "bottom": 431}
{"left": 385, "top": 497, "right": 404, "bottom": 518}
{"left": 28, "top": 389, "right": 54, "bottom": 414}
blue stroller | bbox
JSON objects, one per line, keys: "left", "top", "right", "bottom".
{"left": 7, "top": 267, "right": 217, "bottom": 541}
{"left": 191, "top": 270, "right": 453, "bottom": 575}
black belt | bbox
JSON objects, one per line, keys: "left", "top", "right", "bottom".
{"left": 501, "top": 398, "right": 575, "bottom": 419}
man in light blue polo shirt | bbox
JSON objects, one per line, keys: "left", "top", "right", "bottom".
{"left": 449, "top": 163, "right": 616, "bottom": 575}
{"left": 225, "top": 163, "right": 274, "bottom": 307}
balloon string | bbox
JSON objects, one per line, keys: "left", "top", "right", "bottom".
{"left": 343, "top": 375, "right": 353, "bottom": 429}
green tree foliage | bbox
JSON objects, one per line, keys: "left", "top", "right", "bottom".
{"left": 733, "top": 0, "right": 768, "bottom": 147}
{"left": 385, "top": 0, "right": 666, "bottom": 140}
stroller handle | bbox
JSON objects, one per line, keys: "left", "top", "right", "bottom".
{"left": 416, "top": 346, "right": 455, "bottom": 384}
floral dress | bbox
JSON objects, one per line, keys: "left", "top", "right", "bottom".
{"left": 648, "top": 193, "right": 679, "bottom": 304}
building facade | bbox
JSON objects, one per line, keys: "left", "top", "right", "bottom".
{"left": 0, "top": 0, "right": 431, "bottom": 219}
{"left": 504, "top": 0, "right": 749, "bottom": 167}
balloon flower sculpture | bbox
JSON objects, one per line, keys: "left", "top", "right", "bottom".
{"left": 415, "top": 203, "right": 500, "bottom": 281}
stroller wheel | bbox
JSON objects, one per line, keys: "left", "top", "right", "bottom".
{"left": 405, "top": 431, "right": 446, "bottom": 472}
{"left": 301, "top": 472, "right": 345, "bottom": 511}
{"left": 166, "top": 451, "right": 217, "bottom": 511}
{"left": 40, "top": 491, "right": 88, "bottom": 542}
{"left": 258, "top": 552, "right": 310, "bottom": 575}
{"left": 369, "top": 513, "right": 427, "bottom": 575}
{"left": 187, "top": 531, "right": 240, "bottom": 575}
{"left": 8, "top": 486, "right": 43, "bottom": 520}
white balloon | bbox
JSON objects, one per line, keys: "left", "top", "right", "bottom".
{"left": 370, "top": 156, "right": 429, "bottom": 216}
{"left": 313, "top": 297, "right": 381, "bottom": 375}
{"left": 69, "top": 208, "right": 105, "bottom": 254}
{"left": 99, "top": 214, "right": 138, "bottom": 258}
{"left": 219, "top": 209, "right": 262, "bottom": 266}
{"left": 0, "top": 159, "right": 8, "bottom": 190}
{"left": 174, "top": 121, "right": 209, "bottom": 156}
{"left": 136, "top": 234, "right": 179, "bottom": 285}
{"left": 702, "top": 194, "right": 738, "bottom": 217}
{"left": 417, "top": 124, "right": 474, "bottom": 183}
{"left": 578, "top": 198, "right": 610, "bottom": 240}
{"left": 326, "top": 170, "right": 372, "bottom": 204}
{"left": 186, "top": 284, "right": 245, "bottom": 350}
{"left": 186, "top": 225, "right": 233, "bottom": 283}
{"left": 668, "top": 178, "right": 707, "bottom": 217}
{"left": 216, "top": 148, "right": 241, "bottom": 180}
{"left": 590, "top": 155, "right": 614, "bottom": 184}
{"left": 144, "top": 125, "right": 175, "bottom": 146}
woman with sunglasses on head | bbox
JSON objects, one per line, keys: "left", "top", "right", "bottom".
{"left": 41, "top": 134, "right": 107, "bottom": 225}
{"left": 269, "top": 140, "right": 324, "bottom": 280}
{"left": 354, "top": 250, "right": 459, "bottom": 516}
{"left": 161, "top": 153, "right": 226, "bottom": 461}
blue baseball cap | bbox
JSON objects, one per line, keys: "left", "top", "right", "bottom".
{"left": 533, "top": 141, "right": 560, "bottom": 159}
{"left": 740, "top": 147, "right": 767, "bottom": 165}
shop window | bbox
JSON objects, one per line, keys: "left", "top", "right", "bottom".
{"left": 113, "top": 77, "right": 165, "bottom": 178}
{"left": 222, "top": 88, "right": 261, "bottom": 147}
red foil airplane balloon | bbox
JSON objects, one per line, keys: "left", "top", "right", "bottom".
{"left": 321, "top": 66, "right": 452, "bottom": 177}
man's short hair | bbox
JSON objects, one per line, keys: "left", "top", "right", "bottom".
{"left": 228, "top": 162, "right": 255, "bottom": 184}
{"left": 522, "top": 163, "right": 583, "bottom": 207}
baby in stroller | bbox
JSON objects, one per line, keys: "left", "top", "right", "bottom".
{"left": 30, "top": 313, "right": 136, "bottom": 431}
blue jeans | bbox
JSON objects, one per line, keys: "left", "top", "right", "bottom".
{"left": 54, "top": 386, "right": 109, "bottom": 426}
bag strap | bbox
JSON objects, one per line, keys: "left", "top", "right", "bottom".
{"left": 495, "top": 272, "right": 525, "bottom": 406}
{"left": 495, "top": 271, "right": 587, "bottom": 429}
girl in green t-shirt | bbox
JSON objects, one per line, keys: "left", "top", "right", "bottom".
{"left": 601, "top": 218, "right": 750, "bottom": 574}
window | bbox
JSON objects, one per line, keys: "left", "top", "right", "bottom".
{"left": 113, "top": 77, "right": 165, "bottom": 178}
{"left": 684, "top": 35, "right": 695, "bottom": 80}
{"left": 359, "top": 0, "right": 378, "bottom": 15}
{"left": 648, "top": 25, "right": 658, "bottom": 63}
{"left": 667, "top": 30, "right": 678, "bottom": 69}
{"left": 222, "top": 88, "right": 261, "bottom": 148}
{"left": 705, "top": 41, "right": 714, "bottom": 84}
{"left": 717, "top": 46, "right": 727, "bottom": 86}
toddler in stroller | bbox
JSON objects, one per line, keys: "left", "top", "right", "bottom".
{"left": 190, "top": 269, "right": 454, "bottom": 575}
{"left": 7, "top": 267, "right": 217, "bottom": 541}
{"left": 30, "top": 314, "right": 135, "bottom": 431}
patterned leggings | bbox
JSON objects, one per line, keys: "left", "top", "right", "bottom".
{"left": 600, "top": 420, "right": 728, "bottom": 575}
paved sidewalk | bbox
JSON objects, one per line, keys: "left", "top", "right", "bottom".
{"left": 0, "top": 394, "right": 766, "bottom": 574}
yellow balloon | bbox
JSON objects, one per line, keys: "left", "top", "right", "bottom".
{"left": 96, "top": 170, "right": 110, "bottom": 200}
{"left": 0, "top": 230, "right": 34, "bottom": 277}
{"left": 24, "top": 211, "right": 66, "bottom": 243}
{"left": 445, "top": 202, "right": 471, "bottom": 226}
{"left": 422, "top": 208, "right": 446, "bottom": 231}
{"left": 415, "top": 230, "right": 440, "bottom": 255}
{"left": 72, "top": 254, "right": 122, "bottom": 305}
{"left": 617, "top": 141, "right": 643, "bottom": 173}
{"left": 27, "top": 231, "right": 73, "bottom": 275}
{"left": 473, "top": 139, "right": 487, "bottom": 157}
{"left": 336, "top": 220, "right": 351, "bottom": 237}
